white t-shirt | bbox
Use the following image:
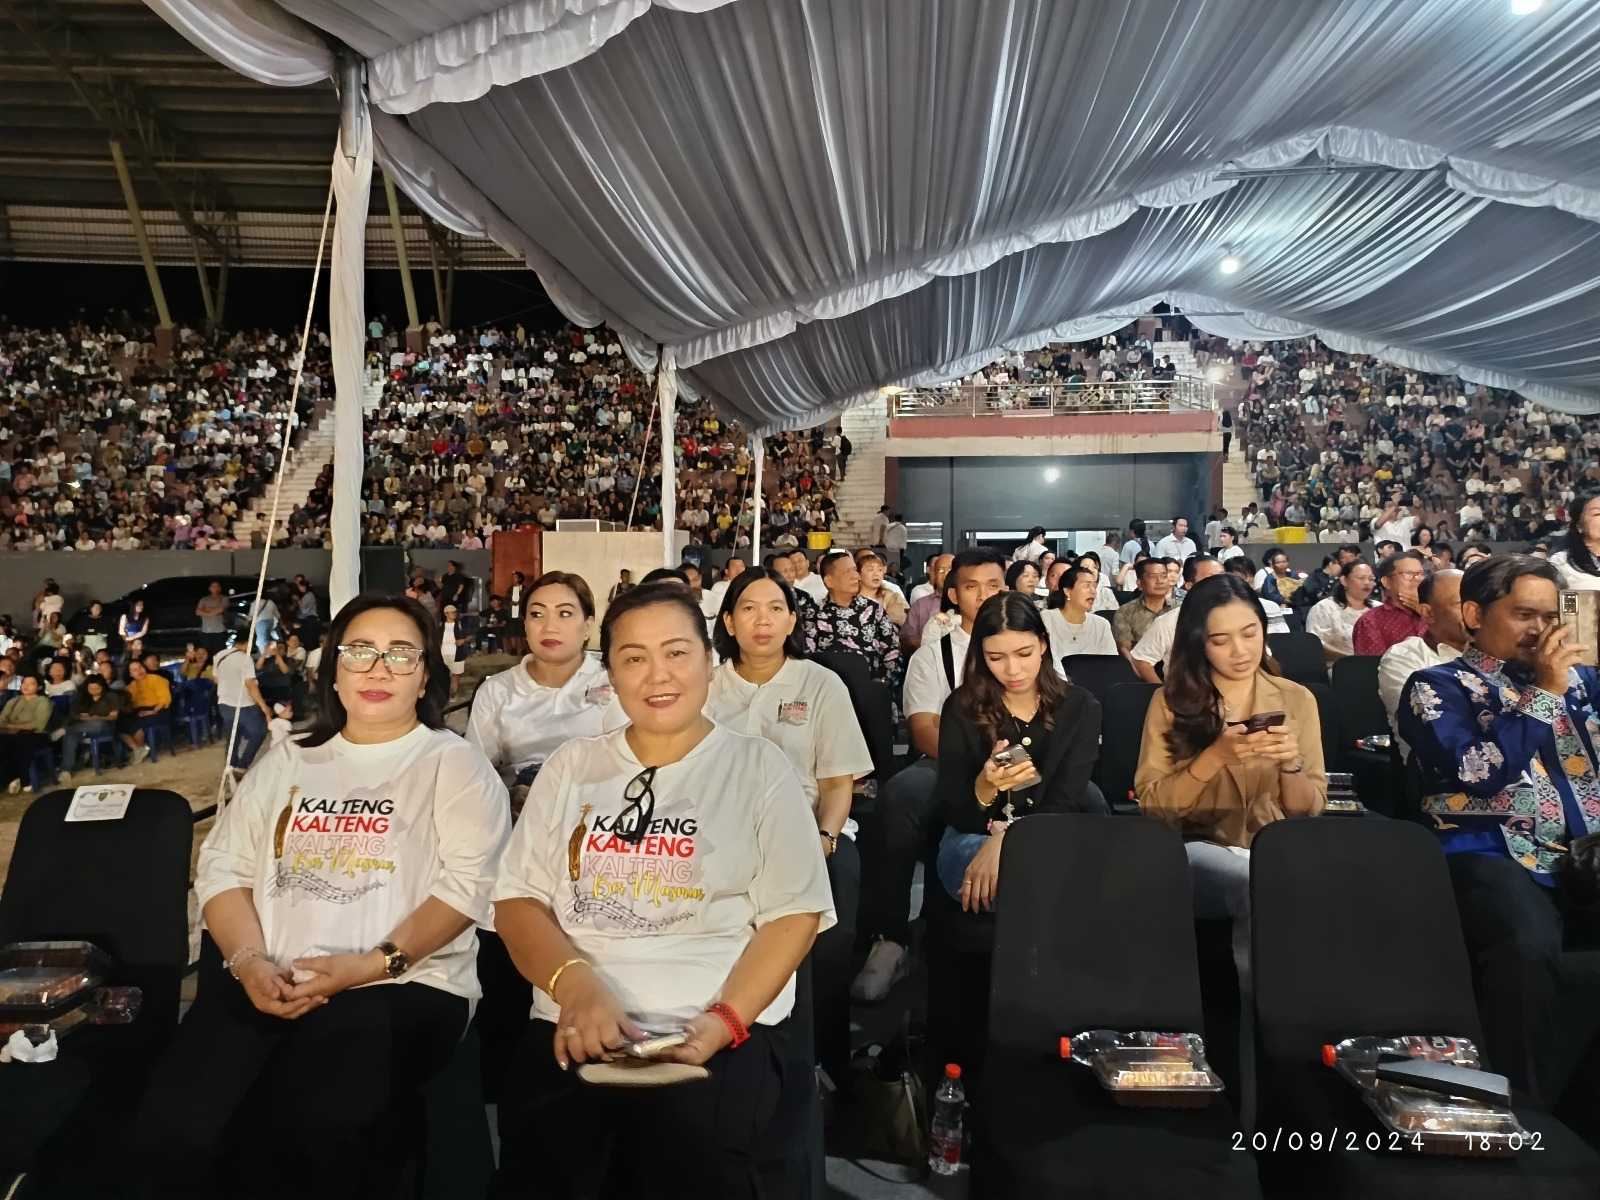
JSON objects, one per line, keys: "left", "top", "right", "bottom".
{"left": 214, "top": 647, "right": 256, "bottom": 708}
{"left": 1549, "top": 550, "right": 1600, "bottom": 592}
{"left": 909, "top": 582, "right": 934, "bottom": 604}
{"left": 1217, "top": 545, "right": 1243, "bottom": 562}
{"left": 1129, "top": 607, "right": 1182, "bottom": 668}
{"left": 1153, "top": 535, "right": 1197, "bottom": 563}
{"left": 1306, "top": 597, "right": 1375, "bottom": 658}
{"left": 904, "top": 625, "right": 970, "bottom": 718}
{"left": 792, "top": 572, "right": 828, "bottom": 604}
{"left": 195, "top": 725, "right": 511, "bottom": 1002}
{"left": 492, "top": 725, "right": 836, "bottom": 1028}
{"left": 465, "top": 654, "right": 626, "bottom": 786}
{"left": 705, "top": 658, "right": 873, "bottom": 834}
{"left": 1043, "top": 608, "right": 1118, "bottom": 665}
{"left": 1372, "top": 514, "right": 1416, "bottom": 545}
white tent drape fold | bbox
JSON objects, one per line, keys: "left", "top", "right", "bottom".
{"left": 329, "top": 115, "right": 372, "bottom": 612}
{"left": 148, "top": 0, "right": 333, "bottom": 86}
{"left": 656, "top": 348, "right": 678, "bottom": 568}
{"left": 749, "top": 433, "right": 763, "bottom": 565}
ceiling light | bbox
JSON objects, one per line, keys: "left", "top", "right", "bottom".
{"left": 1043, "top": 467, "right": 1061, "bottom": 484}
{"left": 1219, "top": 254, "right": 1242, "bottom": 276}
{"left": 1510, "top": 0, "right": 1544, "bottom": 14}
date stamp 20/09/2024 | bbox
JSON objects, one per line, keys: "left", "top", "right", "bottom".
{"left": 1233, "top": 1128, "right": 1546, "bottom": 1154}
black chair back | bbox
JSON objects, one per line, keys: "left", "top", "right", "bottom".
{"left": 808, "top": 650, "right": 896, "bottom": 781}
{"left": 1330, "top": 655, "right": 1388, "bottom": 744}
{"left": 1267, "top": 632, "right": 1324, "bottom": 684}
{"left": 1298, "top": 681, "right": 1344, "bottom": 776}
{"left": 1093, "top": 681, "right": 1158, "bottom": 807}
{"left": 990, "top": 815, "right": 1202, "bottom": 1052}
{"left": 1061, "top": 653, "right": 1138, "bottom": 704}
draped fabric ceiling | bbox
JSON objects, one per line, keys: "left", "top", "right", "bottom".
{"left": 157, "top": 0, "right": 1600, "bottom": 428}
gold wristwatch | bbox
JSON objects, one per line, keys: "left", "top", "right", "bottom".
{"left": 376, "top": 940, "right": 410, "bottom": 979}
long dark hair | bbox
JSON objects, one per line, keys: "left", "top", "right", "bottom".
{"left": 298, "top": 594, "right": 449, "bottom": 748}
{"left": 1162, "top": 574, "right": 1278, "bottom": 761}
{"left": 957, "top": 592, "right": 1066, "bottom": 743}
{"left": 713, "top": 569, "right": 807, "bottom": 663}
{"left": 1565, "top": 488, "right": 1600, "bottom": 577}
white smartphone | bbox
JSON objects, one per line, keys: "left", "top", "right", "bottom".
{"left": 625, "top": 1032, "right": 689, "bottom": 1059}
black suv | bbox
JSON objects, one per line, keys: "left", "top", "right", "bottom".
{"left": 68, "top": 575, "right": 284, "bottom": 651}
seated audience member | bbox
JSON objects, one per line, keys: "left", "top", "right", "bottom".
{"left": 135, "top": 596, "right": 511, "bottom": 1199}
{"left": 1399, "top": 555, "right": 1600, "bottom": 1107}
{"left": 491, "top": 584, "right": 833, "bottom": 1197}
{"left": 908, "top": 554, "right": 941, "bottom": 603}
{"left": 1043, "top": 564, "right": 1118, "bottom": 664}
{"left": 215, "top": 641, "right": 271, "bottom": 771}
{"left": 1129, "top": 556, "right": 1225, "bottom": 683}
{"left": 465, "top": 571, "right": 623, "bottom": 815}
{"left": 1004, "top": 558, "right": 1042, "bottom": 601}
{"left": 902, "top": 553, "right": 955, "bottom": 651}
{"left": 119, "top": 659, "right": 171, "bottom": 764}
{"left": 1296, "top": 552, "right": 1345, "bottom": 610}
{"left": 935, "top": 593, "right": 1104, "bottom": 912}
{"left": 1136, "top": 574, "right": 1326, "bottom": 997}
{"left": 788, "top": 548, "right": 828, "bottom": 605}
{"left": 1459, "top": 542, "right": 1493, "bottom": 569}
{"left": 1377, "top": 569, "right": 1466, "bottom": 757}
{"left": 1255, "top": 548, "right": 1307, "bottom": 606}
{"left": 857, "top": 549, "right": 908, "bottom": 627}
{"left": 60, "top": 674, "right": 125, "bottom": 778}
{"left": 1351, "top": 550, "right": 1429, "bottom": 656}
{"left": 1074, "top": 552, "right": 1120, "bottom": 612}
{"left": 1225, "top": 558, "right": 1290, "bottom": 633}
{"left": 1110, "top": 557, "right": 1175, "bottom": 656}
{"left": 707, "top": 568, "right": 872, "bottom": 1088}
{"left": 853, "top": 548, "right": 1006, "bottom": 1003}
{"left": 803, "top": 551, "right": 900, "bottom": 685}
{"left": 0, "top": 675, "right": 51, "bottom": 793}
{"left": 181, "top": 644, "right": 215, "bottom": 681}
{"left": 1305, "top": 559, "right": 1378, "bottom": 662}
{"left": 1550, "top": 489, "right": 1600, "bottom": 592}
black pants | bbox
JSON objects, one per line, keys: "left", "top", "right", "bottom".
{"left": 1448, "top": 852, "right": 1600, "bottom": 1107}
{"left": 135, "top": 952, "right": 468, "bottom": 1200}
{"left": 1222, "top": 431, "right": 1232, "bottom": 456}
{"left": 492, "top": 1017, "right": 796, "bottom": 1200}
{"left": 0, "top": 729, "right": 48, "bottom": 786}
{"left": 859, "top": 758, "right": 941, "bottom": 947}
{"left": 815, "top": 835, "right": 860, "bottom": 1084}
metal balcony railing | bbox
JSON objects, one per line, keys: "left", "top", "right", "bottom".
{"left": 888, "top": 375, "right": 1216, "bottom": 418}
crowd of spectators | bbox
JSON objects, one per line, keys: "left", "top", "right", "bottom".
{"left": 0, "top": 320, "right": 322, "bottom": 552}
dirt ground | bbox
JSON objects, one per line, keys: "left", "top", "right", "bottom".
{"left": 0, "top": 652, "right": 515, "bottom": 893}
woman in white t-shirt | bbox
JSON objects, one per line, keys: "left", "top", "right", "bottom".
{"left": 136, "top": 595, "right": 510, "bottom": 1196}
{"left": 1550, "top": 490, "right": 1600, "bottom": 593}
{"left": 1305, "top": 560, "right": 1378, "bottom": 662}
{"left": 707, "top": 568, "right": 872, "bottom": 1087}
{"left": 1043, "top": 563, "right": 1119, "bottom": 666}
{"left": 493, "top": 583, "right": 834, "bottom": 1197}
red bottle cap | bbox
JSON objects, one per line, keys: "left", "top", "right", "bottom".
{"left": 1059, "top": 1036, "right": 1072, "bottom": 1059}
{"left": 945, "top": 1063, "right": 962, "bottom": 1079}
{"left": 1320, "top": 1044, "right": 1337, "bottom": 1068}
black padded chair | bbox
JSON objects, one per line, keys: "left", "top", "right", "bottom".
{"left": 1267, "top": 632, "right": 1325, "bottom": 685}
{"left": 1327, "top": 654, "right": 1400, "bottom": 804}
{"left": 810, "top": 649, "right": 898, "bottom": 783}
{"left": 1299, "top": 681, "right": 1345, "bottom": 779}
{"left": 978, "top": 815, "right": 1261, "bottom": 1199}
{"left": 0, "top": 788, "right": 193, "bottom": 1185}
{"left": 1061, "top": 652, "right": 1139, "bottom": 705}
{"left": 1250, "top": 819, "right": 1600, "bottom": 1198}
{"left": 1093, "top": 682, "right": 1159, "bottom": 811}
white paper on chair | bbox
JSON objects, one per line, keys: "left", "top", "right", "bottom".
{"left": 64, "top": 784, "right": 135, "bottom": 822}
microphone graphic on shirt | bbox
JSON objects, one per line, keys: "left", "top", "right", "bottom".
{"left": 568, "top": 803, "right": 592, "bottom": 881}
{"left": 274, "top": 786, "right": 299, "bottom": 860}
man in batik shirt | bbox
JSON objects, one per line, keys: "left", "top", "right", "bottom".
{"left": 803, "top": 550, "right": 900, "bottom": 685}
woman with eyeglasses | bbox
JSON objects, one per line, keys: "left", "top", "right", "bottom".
{"left": 706, "top": 568, "right": 873, "bottom": 1090}
{"left": 136, "top": 595, "right": 511, "bottom": 1199}
{"left": 492, "top": 583, "right": 834, "bottom": 1198}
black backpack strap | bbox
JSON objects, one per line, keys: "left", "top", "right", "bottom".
{"left": 940, "top": 634, "right": 956, "bottom": 692}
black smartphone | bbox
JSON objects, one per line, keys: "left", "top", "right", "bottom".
{"left": 1232, "top": 710, "right": 1286, "bottom": 733}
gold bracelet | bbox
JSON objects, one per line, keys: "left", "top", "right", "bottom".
{"left": 545, "top": 956, "right": 588, "bottom": 998}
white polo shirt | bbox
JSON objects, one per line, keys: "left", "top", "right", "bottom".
{"left": 214, "top": 646, "right": 257, "bottom": 708}
{"left": 493, "top": 725, "right": 836, "bottom": 1028}
{"left": 904, "top": 625, "right": 970, "bottom": 718}
{"left": 792, "top": 572, "right": 828, "bottom": 604}
{"left": 465, "top": 654, "right": 626, "bottom": 786}
{"left": 1043, "top": 608, "right": 1118, "bottom": 664}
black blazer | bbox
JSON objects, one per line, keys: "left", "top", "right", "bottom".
{"left": 936, "top": 684, "right": 1104, "bottom": 833}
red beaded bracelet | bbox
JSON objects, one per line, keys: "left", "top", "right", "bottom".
{"left": 707, "top": 1001, "right": 749, "bottom": 1049}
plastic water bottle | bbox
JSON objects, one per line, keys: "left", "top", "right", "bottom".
{"left": 928, "top": 1063, "right": 965, "bottom": 1176}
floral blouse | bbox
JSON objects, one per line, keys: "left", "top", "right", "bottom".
{"left": 802, "top": 594, "right": 900, "bottom": 684}
{"left": 1399, "top": 647, "right": 1600, "bottom": 882}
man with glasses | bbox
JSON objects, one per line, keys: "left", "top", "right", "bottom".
{"left": 1352, "top": 551, "right": 1430, "bottom": 656}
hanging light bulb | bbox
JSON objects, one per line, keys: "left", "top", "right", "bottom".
{"left": 1219, "top": 253, "right": 1242, "bottom": 276}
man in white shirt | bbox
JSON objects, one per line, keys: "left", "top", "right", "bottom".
{"left": 1371, "top": 498, "right": 1416, "bottom": 547}
{"left": 788, "top": 548, "right": 828, "bottom": 604}
{"left": 884, "top": 514, "right": 909, "bottom": 571}
{"left": 215, "top": 642, "right": 272, "bottom": 771}
{"left": 1378, "top": 569, "right": 1466, "bottom": 757}
{"left": 1204, "top": 510, "right": 1227, "bottom": 553}
{"left": 1130, "top": 556, "right": 1224, "bottom": 682}
{"left": 1044, "top": 564, "right": 1118, "bottom": 666}
{"left": 1153, "top": 516, "right": 1197, "bottom": 563}
{"left": 853, "top": 548, "right": 1006, "bottom": 1003}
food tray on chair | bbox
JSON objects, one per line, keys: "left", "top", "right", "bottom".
{"left": 0, "top": 941, "right": 110, "bottom": 1021}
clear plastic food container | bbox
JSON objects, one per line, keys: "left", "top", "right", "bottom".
{"left": 0, "top": 941, "right": 111, "bottom": 1019}
{"left": 1063, "top": 1030, "right": 1226, "bottom": 1108}
{"left": 1366, "top": 1082, "right": 1528, "bottom": 1156}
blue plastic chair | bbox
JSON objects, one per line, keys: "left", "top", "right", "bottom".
{"left": 85, "top": 729, "right": 121, "bottom": 774}
{"left": 177, "top": 680, "right": 218, "bottom": 748}
{"left": 137, "top": 712, "right": 174, "bottom": 763}
{"left": 27, "top": 745, "right": 58, "bottom": 793}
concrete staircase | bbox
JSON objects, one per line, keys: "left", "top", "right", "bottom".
{"left": 233, "top": 412, "right": 335, "bottom": 544}
{"left": 831, "top": 394, "right": 890, "bottom": 547}
{"left": 1160, "top": 337, "right": 1199, "bottom": 378}
{"left": 1223, "top": 453, "right": 1259, "bottom": 525}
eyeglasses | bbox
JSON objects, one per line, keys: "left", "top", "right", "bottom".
{"left": 615, "top": 766, "right": 657, "bottom": 845}
{"left": 337, "top": 644, "right": 424, "bottom": 674}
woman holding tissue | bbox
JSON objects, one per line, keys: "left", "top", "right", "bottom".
{"left": 492, "top": 582, "right": 835, "bottom": 1198}
{"left": 136, "top": 595, "right": 510, "bottom": 1199}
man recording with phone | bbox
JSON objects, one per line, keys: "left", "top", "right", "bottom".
{"left": 1399, "top": 554, "right": 1600, "bottom": 1114}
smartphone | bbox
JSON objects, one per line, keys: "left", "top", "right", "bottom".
{"left": 625, "top": 1032, "right": 688, "bottom": 1059}
{"left": 992, "top": 744, "right": 1034, "bottom": 769}
{"left": 1560, "top": 591, "right": 1600, "bottom": 667}
{"left": 1232, "top": 710, "right": 1287, "bottom": 733}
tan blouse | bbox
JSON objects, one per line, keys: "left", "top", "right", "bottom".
{"left": 1135, "top": 671, "right": 1327, "bottom": 848}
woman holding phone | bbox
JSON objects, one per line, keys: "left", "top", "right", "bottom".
{"left": 492, "top": 583, "right": 834, "bottom": 1197}
{"left": 935, "top": 592, "right": 1104, "bottom": 913}
{"left": 1135, "top": 575, "right": 1326, "bottom": 998}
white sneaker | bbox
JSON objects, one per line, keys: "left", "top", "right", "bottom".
{"left": 6, "top": 778, "right": 20, "bottom": 795}
{"left": 131, "top": 746, "right": 151, "bottom": 765}
{"left": 850, "top": 939, "right": 909, "bottom": 1004}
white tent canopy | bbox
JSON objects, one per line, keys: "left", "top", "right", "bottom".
{"left": 156, "top": 0, "right": 1600, "bottom": 433}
